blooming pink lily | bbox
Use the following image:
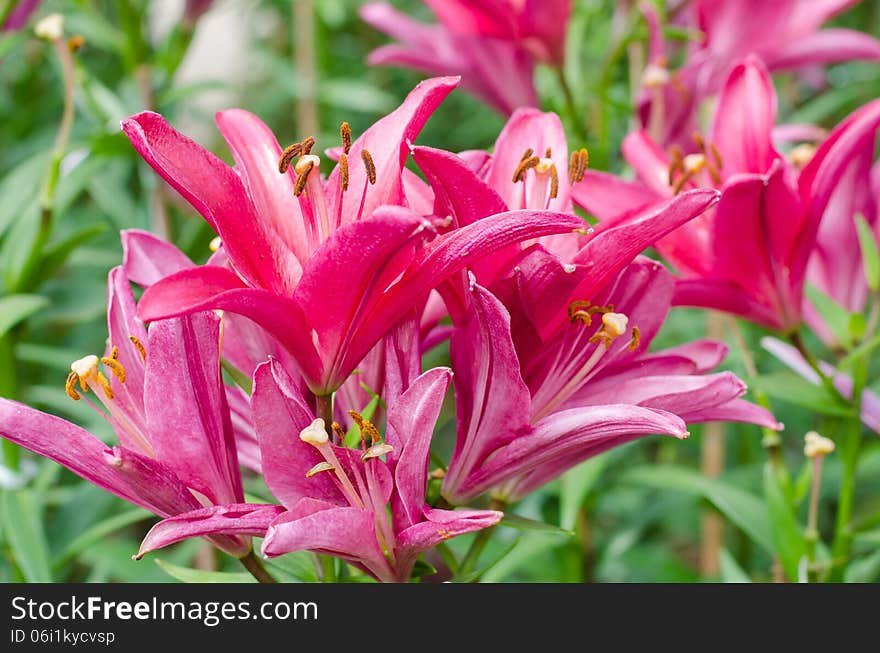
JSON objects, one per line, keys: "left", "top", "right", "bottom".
{"left": 576, "top": 57, "right": 880, "bottom": 332}
{"left": 0, "top": 262, "right": 279, "bottom": 558}
{"left": 122, "top": 77, "right": 586, "bottom": 395}
{"left": 637, "top": 1, "right": 880, "bottom": 148}
{"left": 442, "top": 258, "right": 780, "bottom": 504}
{"left": 139, "top": 361, "right": 501, "bottom": 582}
{"left": 360, "top": 2, "right": 569, "bottom": 114}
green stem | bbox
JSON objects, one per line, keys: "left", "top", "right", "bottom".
{"left": 554, "top": 66, "right": 586, "bottom": 141}
{"left": 319, "top": 554, "right": 337, "bottom": 583}
{"left": 315, "top": 394, "right": 333, "bottom": 435}
{"left": 804, "top": 456, "right": 823, "bottom": 582}
{"left": 0, "top": 335, "right": 20, "bottom": 470}
{"left": 829, "top": 348, "right": 868, "bottom": 581}
{"left": 458, "top": 499, "right": 506, "bottom": 579}
{"left": 788, "top": 331, "right": 849, "bottom": 405}
{"left": 239, "top": 550, "right": 277, "bottom": 583}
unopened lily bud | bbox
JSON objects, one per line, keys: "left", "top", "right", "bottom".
{"left": 804, "top": 431, "right": 835, "bottom": 458}
{"left": 299, "top": 418, "right": 328, "bottom": 444}
{"left": 35, "top": 13, "right": 64, "bottom": 41}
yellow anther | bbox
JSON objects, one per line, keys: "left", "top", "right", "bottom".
{"left": 300, "top": 418, "right": 329, "bottom": 445}
{"left": 628, "top": 326, "right": 641, "bottom": 352}
{"left": 340, "top": 153, "right": 349, "bottom": 191}
{"left": 101, "top": 347, "right": 126, "bottom": 383}
{"left": 96, "top": 372, "right": 114, "bottom": 400}
{"left": 349, "top": 410, "right": 381, "bottom": 445}
{"left": 300, "top": 136, "right": 316, "bottom": 156}
{"left": 67, "top": 34, "right": 85, "bottom": 52}
{"left": 549, "top": 163, "right": 559, "bottom": 200}
{"left": 568, "top": 301, "right": 613, "bottom": 326}
{"left": 436, "top": 528, "right": 452, "bottom": 540}
{"left": 306, "top": 461, "right": 336, "bottom": 478}
{"left": 513, "top": 156, "right": 540, "bottom": 183}
{"left": 340, "top": 122, "right": 352, "bottom": 155}
{"left": 278, "top": 142, "right": 302, "bottom": 173}
{"left": 682, "top": 153, "right": 706, "bottom": 174}
{"left": 209, "top": 236, "right": 222, "bottom": 252}
{"left": 65, "top": 371, "right": 81, "bottom": 401}
{"left": 519, "top": 148, "right": 534, "bottom": 162}
{"left": 129, "top": 336, "right": 147, "bottom": 362}
{"left": 331, "top": 421, "right": 347, "bottom": 443}
{"left": 293, "top": 160, "right": 315, "bottom": 197}
{"left": 362, "top": 442, "right": 394, "bottom": 461}
{"left": 804, "top": 431, "right": 835, "bottom": 458}
{"left": 361, "top": 149, "right": 377, "bottom": 185}
{"left": 568, "top": 148, "right": 589, "bottom": 183}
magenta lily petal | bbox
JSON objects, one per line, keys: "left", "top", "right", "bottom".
{"left": 327, "top": 76, "right": 459, "bottom": 226}
{"left": 395, "top": 506, "right": 503, "bottom": 571}
{"left": 710, "top": 57, "right": 779, "bottom": 177}
{"left": 252, "top": 359, "right": 341, "bottom": 507}
{"left": 136, "top": 503, "right": 284, "bottom": 559}
{"left": 144, "top": 311, "right": 243, "bottom": 506}
{"left": 215, "top": 109, "right": 308, "bottom": 269}
{"left": 386, "top": 368, "right": 452, "bottom": 527}
{"left": 573, "top": 170, "right": 660, "bottom": 221}
{"left": 262, "top": 499, "right": 394, "bottom": 581}
{"left": 765, "top": 28, "right": 880, "bottom": 70}
{"left": 459, "top": 404, "right": 688, "bottom": 502}
{"left": 122, "top": 229, "right": 195, "bottom": 287}
{"left": 122, "top": 112, "right": 300, "bottom": 295}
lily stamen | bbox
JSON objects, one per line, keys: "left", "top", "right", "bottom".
{"left": 361, "top": 149, "right": 377, "bottom": 185}
{"left": 340, "top": 122, "right": 352, "bottom": 154}
{"left": 589, "top": 312, "right": 629, "bottom": 349}
{"left": 129, "top": 335, "right": 147, "bottom": 361}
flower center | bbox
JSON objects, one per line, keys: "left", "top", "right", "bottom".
{"left": 667, "top": 131, "right": 723, "bottom": 193}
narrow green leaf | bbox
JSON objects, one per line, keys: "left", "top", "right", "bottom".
{"left": 499, "top": 512, "right": 574, "bottom": 536}
{"left": 34, "top": 224, "right": 109, "bottom": 288}
{"left": 622, "top": 465, "right": 774, "bottom": 553}
{"left": 0, "top": 152, "right": 46, "bottom": 242}
{"left": 844, "top": 549, "right": 880, "bottom": 583}
{"left": 805, "top": 285, "right": 853, "bottom": 349}
{"left": 221, "top": 358, "right": 253, "bottom": 395}
{"left": 0, "top": 294, "right": 48, "bottom": 339}
{"left": 752, "top": 371, "right": 854, "bottom": 418}
{"left": 763, "top": 463, "right": 807, "bottom": 582}
{"left": 719, "top": 548, "right": 751, "bottom": 583}
{"left": 54, "top": 507, "right": 151, "bottom": 567}
{"left": 1, "top": 490, "right": 52, "bottom": 582}
{"left": 856, "top": 213, "right": 880, "bottom": 292}
{"left": 559, "top": 455, "right": 609, "bottom": 531}
{"left": 154, "top": 559, "right": 256, "bottom": 583}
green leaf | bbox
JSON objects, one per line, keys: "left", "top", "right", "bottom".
{"left": 719, "top": 548, "right": 751, "bottom": 583}
{"left": 805, "top": 285, "right": 853, "bottom": 349}
{"left": 221, "top": 358, "right": 253, "bottom": 395}
{"left": 0, "top": 152, "right": 47, "bottom": 242}
{"left": 35, "top": 223, "right": 109, "bottom": 286}
{"left": 844, "top": 549, "right": 880, "bottom": 583}
{"left": 154, "top": 559, "right": 256, "bottom": 583}
{"left": 763, "top": 463, "right": 806, "bottom": 582}
{"left": 0, "top": 294, "right": 49, "bottom": 339}
{"left": 752, "top": 371, "right": 854, "bottom": 418}
{"left": 410, "top": 559, "right": 438, "bottom": 578}
{"left": 54, "top": 507, "right": 151, "bottom": 568}
{"left": 559, "top": 455, "right": 609, "bottom": 531}
{"left": 499, "top": 512, "right": 574, "bottom": 536}
{"left": 1, "top": 490, "right": 52, "bottom": 582}
{"left": 622, "top": 465, "right": 774, "bottom": 553}
{"left": 856, "top": 214, "right": 880, "bottom": 292}
{"left": 264, "top": 551, "right": 319, "bottom": 583}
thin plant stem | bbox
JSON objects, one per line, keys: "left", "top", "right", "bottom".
{"left": 459, "top": 499, "right": 506, "bottom": 579}
{"left": 294, "top": 0, "right": 319, "bottom": 137}
{"left": 700, "top": 313, "right": 726, "bottom": 579}
{"left": 788, "top": 330, "right": 848, "bottom": 404}
{"left": 804, "top": 455, "right": 824, "bottom": 582}
{"left": 239, "top": 550, "right": 278, "bottom": 583}
{"left": 554, "top": 66, "right": 585, "bottom": 141}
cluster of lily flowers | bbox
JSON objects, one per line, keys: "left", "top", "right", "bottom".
{"left": 2, "top": 0, "right": 880, "bottom": 582}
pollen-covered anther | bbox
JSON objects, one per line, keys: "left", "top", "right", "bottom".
{"left": 293, "top": 156, "right": 318, "bottom": 197}
{"left": 278, "top": 142, "right": 302, "bottom": 173}
{"left": 589, "top": 312, "right": 629, "bottom": 349}
{"left": 349, "top": 410, "right": 381, "bottom": 445}
{"left": 65, "top": 371, "right": 81, "bottom": 401}
{"left": 513, "top": 155, "right": 540, "bottom": 183}
{"left": 362, "top": 443, "right": 394, "bottom": 461}
{"left": 628, "top": 326, "right": 641, "bottom": 352}
{"left": 299, "top": 418, "right": 329, "bottom": 445}
{"left": 568, "top": 148, "right": 589, "bottom": 183}
{"left": 129, "top": 336, "right": 147, "bottom": 362}
{"left": 306, "top": 462, "right": 336, "bottom": 478}
{"left": 340, "top": 122, "right": 352, "bottom": 154}
{"left": 71, "top": 354, "right": 99, "bottom": 381}
{"left": 331, "top": 421, "right": 347, "bottom": 444}
{"left": 361, "top": 149, "right": 377, "bottom": 185}
{"left": 340, "top": 153, "right": 349, "bottom": 191}
{"left": 300, "top": 136, "right": 316, "bottom": 156}
{"left": 101, "top": 347, "right": 126, "bottom": 382}
{"left": 436, "top": 528, "right": 452, "bottom": 540}
{"left": 568, "top": 301, "right": 613, "bottom": 326}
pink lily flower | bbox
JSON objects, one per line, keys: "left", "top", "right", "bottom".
{"left": 139, "top": 362, "right": 501, "bottom": 582}
{"left": 637, "top": 1, "right": 880, "bottom": 148}
{"left": 575, "top": 57, "right": 880, "bottom": 332}
{"left": 442, "top": 258, "right": 780, "bottom": 505}
{"left": 360, "top": 3, "right": 546, "bottom": 115}
{"left": 122, "top": 77, "right": 586, "bottom": 396}
{"left": 0, "top": 263, "right": 279, "bottom": 558}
